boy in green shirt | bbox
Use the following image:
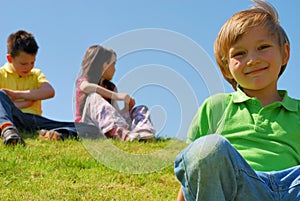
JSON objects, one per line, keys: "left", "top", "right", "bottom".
{"left": 175, "top": 0, "right": 300, "bottom": 200}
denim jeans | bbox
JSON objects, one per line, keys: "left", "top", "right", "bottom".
{"left": 0, "top": 90, "right": 76, "bottom": 134}
{"left": 174, "top": 134, "right": 300, "bottom": 201}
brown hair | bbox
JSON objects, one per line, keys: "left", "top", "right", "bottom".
{"left": 7, "top": 30, "right": 39, "bottom": 57}
{"left": 77, "top": 45, "right": 116, "bottom": 115}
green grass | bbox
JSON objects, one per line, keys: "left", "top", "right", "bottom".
{"left": 0, "top": 132, "right": 187, "bottom": 201}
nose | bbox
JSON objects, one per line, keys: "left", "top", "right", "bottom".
{"left": 246, "top": 51, "right": 260, "bottom": 66}
{"left": 25, "top": 63, "right": 34, "bottom": 70}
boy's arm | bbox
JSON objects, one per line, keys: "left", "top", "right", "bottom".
{"left": 14, "top": 100, "right": 35, "bottom": 109}
{"left": 2, "top": 82, "right": 55, "bottom": 101}
{"left": 187, "top": 94, "right": 229, "bottom": 143}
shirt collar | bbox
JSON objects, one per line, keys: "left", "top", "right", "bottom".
{"left": 3, "top": 62, "right": 34, "bottom": 77}
{"left": 232, "top": 87, "right": 298, "bottom": 112}
{"left": 4, "top": 63, "right": 15, "bottom": 74}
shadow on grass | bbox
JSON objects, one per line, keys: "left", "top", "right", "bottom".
{"left": 20, "top": 131, "right": 39, "bottom": 139}
{"left": 81, "top": 137, "right": 187, "bottom": 174}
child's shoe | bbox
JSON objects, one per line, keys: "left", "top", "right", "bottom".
{"left": 139, "top": 131, "right": 155, "bottom": 141}
{"left": 39, "top": 129, "right": 64, "bottom": 141}
{"left": 106, "top": 127, "right": 140, "bottom": 142}
{"left": 1, "top": 125, "right": 24, "bottom": 146}
{"left": 126, "top": 132, "right": 140, "bottom": 142}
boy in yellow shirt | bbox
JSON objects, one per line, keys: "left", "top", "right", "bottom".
{"left": 0, "top": 30, "right": 54, "bottom": 115}
{"left": 0, "top": 30, "right": 78, "bottom": 145}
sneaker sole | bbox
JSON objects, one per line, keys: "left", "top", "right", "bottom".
{"left": 139, "top": 132, "right": 155, "bottom": 140}
{"left": 4, "top": 136, "right": 25, "bottom": 146}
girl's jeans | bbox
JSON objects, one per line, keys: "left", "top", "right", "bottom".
{"left": 174, "top": 134, "right": 300, "bottom": 201}
{"left": 0, "top": 90, "right": 76, "bottom": 133}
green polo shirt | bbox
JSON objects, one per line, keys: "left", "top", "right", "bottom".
{"left": 187, "top": 88, "right": 300, "bottom": 171}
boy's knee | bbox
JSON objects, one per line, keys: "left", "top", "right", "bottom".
{"left": 181, "top": 134, "right": 230, "bottom": 165}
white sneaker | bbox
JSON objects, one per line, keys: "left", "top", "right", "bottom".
{"left": 127, "top": 132, "right": 140, "bottom": 142}
{"left": 139, "top": 131, "right": 155, "bottom": 140}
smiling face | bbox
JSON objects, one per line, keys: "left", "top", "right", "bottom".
{"left": 225, "top": 26, "right": 289, "bottom": 94}
{"left": 7, "top": 51, "right": 36, "bottom": 77}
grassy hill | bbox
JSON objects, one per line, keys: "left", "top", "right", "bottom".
{"left": 0, "top": 133, "right": 187, "bottom": 201}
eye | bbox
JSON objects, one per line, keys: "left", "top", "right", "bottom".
{"left": 258, "top": 44, "right": 271, "bottom": 50}
{"left": 231, "top": 51, "right": 245, "bottom": 58}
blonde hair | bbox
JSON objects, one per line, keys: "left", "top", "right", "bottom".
{"left": 214, "top": 0, "right": 289, "bottom": 90}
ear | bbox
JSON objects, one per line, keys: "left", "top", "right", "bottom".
{"left": 282, "top": 43, "right": 290, "bottom": 66}
{"left": 6, "top": 54, "right": 12, "bottom": 63}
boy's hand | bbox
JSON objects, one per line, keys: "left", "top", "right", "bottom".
{"left": 2, "top": 82, "right": 55, "bottom": 101}
{"left": 2, "top": 88, "right": 20, "bottom": 101}
{"left": 2, "top": 88, "right": 36, "bottom": 109}
{"left": 14, "top": 100, "right": 35, "bottom": 109}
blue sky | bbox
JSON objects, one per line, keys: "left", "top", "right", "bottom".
{"left": 1, "top": 0, "right": 300, "bottom": 140}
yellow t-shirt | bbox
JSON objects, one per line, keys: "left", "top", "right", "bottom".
{"left": 0, "top": 63, "right": 49, "bottom": 115}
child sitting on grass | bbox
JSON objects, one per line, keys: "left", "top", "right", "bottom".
{"left": 0, "top": 30, "right": 78, "bottom": 145}
{"left": 0, "top": 30, "right": 54, "bottom": 115}
{"left": 174, "top": 0, "right": 300, "bottom": 200}
{"left": 75, "top": 45, "right": 155, "bottom": 142}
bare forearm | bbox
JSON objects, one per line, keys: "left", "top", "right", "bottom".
{"left": 14, "top": 100, "right": 35, "bottom": 109}
{"left": 14, "top": 88, "right": 54, "bottom": 100}
{"left": 81, "top": 81, "right": 127, "bottom": 101}
{"left": 80, "top": 81, "right": 135, "bottom": 112}
{"left": 177, "top": 187, "right": 185, "bottom": 201}
{"left": 2, "top": 82, "right": 55, "bottom": 101}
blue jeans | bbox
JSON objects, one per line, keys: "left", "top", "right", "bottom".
{"left": 0, "top": 90, "right": 76, "bottom": 134}
{"left": 174, "top": 134, "right": 300, "bottom": 201}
